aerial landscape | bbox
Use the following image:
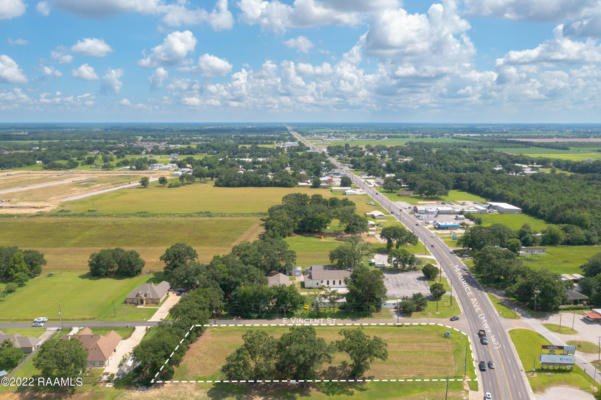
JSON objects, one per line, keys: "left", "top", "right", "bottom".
{"left": 2, "top": 1, "right": 601, "bottom": 400}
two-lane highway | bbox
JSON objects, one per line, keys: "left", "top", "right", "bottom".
{"left": 291, "top": 130, "right": 533, "bottom": 400}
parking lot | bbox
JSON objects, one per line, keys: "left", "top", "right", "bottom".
{"left": 383, "top": 270, "right": 431, "bottom": 298}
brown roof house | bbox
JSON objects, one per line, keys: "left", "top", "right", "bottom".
{"left": 267, "top": 273, "right": 292, "bottom": 287}
{"left": 0, "top": 331, "right": 38, "bottom": 354}
{"left": 68, "top": 328, "right": 121, "bottom": 368}
{"left": 125, "top": 281, "right": 170, "bottom": 305}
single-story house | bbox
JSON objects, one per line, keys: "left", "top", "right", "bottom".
{"left": 366, "top": 210, "right": 386, "bottom": 219}
{"left": 565, "top": 289, "right": 588, "bottom": 305}
{"left": 561, "top": 274, "right": 584, "bottom": 284}
{"left": 267, "top": 273, "right": 292, "bottom": 287}
{"left": 67, "top": 328, "right": 121, "bottom": 368}
{"left": 520, "top": 247, "right": 547, "bottom": 256}
{"left": 370, "top": 253, "right": 391, "bottom": 268}
{"left": 304, "top": 265, "right": 351, "bottom": 289}
{"left": 125, "top": 281, "right": 170, "bottom": 305}
{"left": 0, "top": 331, "right": 39, "bottom": 354}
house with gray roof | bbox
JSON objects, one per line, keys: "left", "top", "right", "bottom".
{"left": 125, "top": 281, "right": 170, "bottom": 305}
{"left": 267, "top": 273, "right": 292, "bottom": 287}
{"left": 304, "top": 265, "right": 351, "bottom": 289}
{"left": 0, "top": 331, "right": 39, "bottom": 354}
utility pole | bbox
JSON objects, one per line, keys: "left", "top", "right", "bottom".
{"left": 559, "top": 313, "right": 563, "bottom": 332}
{"left": 444, "top": 377, "right": 449, "bottom": 400}
{"left": 572, "top": 312, "right": 576, "bottom": 330}
{"left": 58, "top": 304, "right": 63, "bottom": 331}
{"left": 598, "top": 336, "right": 600, "bottom": 362}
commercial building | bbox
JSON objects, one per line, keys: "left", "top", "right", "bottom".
{"left": 488, "top": 202, "right": 522, "bottom": 214}
{"left": 304, "top": 265, "right": 350, "bottom": 289}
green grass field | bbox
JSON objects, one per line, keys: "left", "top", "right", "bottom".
{"left": 0, "top": 271, "right": 156, "bottom": 322}
{"left": 406, "top": 277, "right": 460, "bottom": 319}
{"left": 522, "top": 245, "right": 601, "bottom": 275}
{"left": 567, "top": 340, "right": 601, "bottom": 354}
{"left": 480, "top": 213, "right": 550, "bottom": 231}
{"left": 379, "top": 189, "right": 486, "bottom": 205}
{"left": 543, "top": 323, "right": 578, "bottom": 335}
{"left": 0, "top": 217, "right": 260, "bottom": 269}
{"left": 487, "top": 294, "right": 520, "bottom": 319}
{"left": 57, "top": 183, "right": 333, "bottom": 215}
{"left": 285, "top": 235, "right": 343, "bottom": 266}
{"left": 509, "top": 329, "right": 599, "bottom": 393}
{"left": 0, "top": 328, "right": 46, "bottom": 337}
{"left": 174, "top": 325, "right": 475, "bottom": 385}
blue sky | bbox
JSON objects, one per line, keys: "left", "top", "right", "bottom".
{"left": 1, "top": 0, "right": 601, "bottom": 122}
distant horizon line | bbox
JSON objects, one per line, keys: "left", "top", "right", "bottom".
{"left": 2, "top": 122, "right": 601, "bottom": 126}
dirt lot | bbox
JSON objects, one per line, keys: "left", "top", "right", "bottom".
{"left": 0, "top": 170, "right": 166, "bottom": 214}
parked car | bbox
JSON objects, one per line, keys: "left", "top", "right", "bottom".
{"left": 480, "top": 337, "right": 489, "bottom": 345}
{"left": 450, "top": 316, "right": 460, "bottom": 321}
{"left": 174, "top": 288, "right": 187, "bottom": 295}
{"left": 479, "top": 361, "right": 486, "bottom": 371}
{"left": 488, "top": 361, "right": 495, "bottom": 369}
{"left": 32, "top": 321, "right": 45, "bottom": 327}
{"left": 484, "top": 392, "right": 492, "bottom": 400}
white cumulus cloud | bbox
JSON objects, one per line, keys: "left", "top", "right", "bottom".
{"left": 102, "top": 68, "right": 123, "bottom": 93}
{"left": 149, "top": 67, "right": 168, "bottom": 88}
{"left": 42, "top": 65, "right": 62, "bottom": 77}
{"left": 51, "top": 47, "right": 73, "bottom": 64}
{"left": 72, "top": 64, "right": 99, "bottom": 80}
{"left": 36, "top": 1, "right": 50, "bottom": 15}
{"left": 184, "top": 54, "right": 233, "bottom": 77}
{"left": 0, "top": 55, "right": 28, "bottom": 84}
{"left": 71, "top": 38, "right": 113, "bottom": 57}
{"left": 8, "top": 38, "right": 29, "bottom": 46}
{"left": 53, "top": 0, "right": 161, "bottom": 18}
{"left": 0, "top": 0, "right": 26, "bottom": 21}
{"left": 138, "top": 30, "right": 197, "bottom": 67}
{"left": 161, "top": 0, "right": 233, "bottom": 30}
{"left": 284, "top": 36, "right": 314, "bottom": 53}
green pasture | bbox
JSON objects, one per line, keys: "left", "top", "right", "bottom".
{"left": 379, "top": 189, "right": 485, "bottom": 205}
{"left": 480, "top": 213, "right": 550, "bottom": 231}
{"left": 522, "top": 245, "right": 601, "bottom": 275}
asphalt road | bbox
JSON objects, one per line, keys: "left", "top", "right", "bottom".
{"left": 0, "top": 321, "right": 159, "bottom": 329}
{"left": 291, "top": 130, "right": 533, "bottom": 400}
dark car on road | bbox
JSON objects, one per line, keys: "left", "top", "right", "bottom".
{"left": 488, "top": 361, "right": 495, "bottom": 369}
{"left": 450, "top": 316, "right": 460, "bottom": 321}
{"left": 480, "top": 337, "right": 489, "bottom": 345}
{"left": 479, "top": 361, "right": 486, "bottom": 371}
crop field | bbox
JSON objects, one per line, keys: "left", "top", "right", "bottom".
{"left": 522, "top": 245, "right": 601, "bottom": 275}
{"left": 174, "top": 325, "right": 475, "bottom": 383}
{"left": 57, "top": 183, "right": 333, "bottom": 215}
{"left": 509, "top": 329, "right": 599, "bottom": 394}
{"left": 0, "top": 271, "right": 156, "bottom": 322}
{"left": 0, "top": 217, "right": 261, "bottom": 269}
{"left": 479, "top": 213, "right": 550, "bottom": 231}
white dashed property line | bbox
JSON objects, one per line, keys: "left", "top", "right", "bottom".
{"left": 150, "top": 322, "right": 476, "bottom": 385}
{"left": 155, "top": 378, "right": 476, "bottom": 384}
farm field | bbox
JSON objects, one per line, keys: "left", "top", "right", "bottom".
{"left": 0, "top": 217, "right": 261, "bottom": 269}
{"left": 480, "top": 213, "right": 550, "bottom": 231}
{"left": 57, "top": 183, "right": 333, "bottom": 215}
{"left": 0, "top": 271, "right": 157, "bottom": 322}
{"left": 522, "top": 245, "right": 601, "bottom": 275}
{"left": 174, "top": 325, "right": 475, "bottom": 383}
{"left": 509, "top": 329, "right": 599, "bottom": 394}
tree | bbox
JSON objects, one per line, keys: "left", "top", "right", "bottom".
{"left": 232, "top": 238, "right": 296, "bottom": 274}
{"left": 222, "top": 330, "right": 277, "bottom": 380}
{"left": 542, "top": 226, "right": 565, "bottom": 246}
{"left": 430, "top": 282, "right": 446, "bottom": 300}
{"left": 344, "top": 214, "right": 368, "bottom": 234}
{"left": 169, "top": 262, "right": 202, "bottom": 289}
{"left": 506, "top": 269, "right": 566, "bottom": 312}
{"left": 345, "top": 265, "right": 386, "bottom": 314}
{"left": 382, "top": 176, "right": 401, "bottom": 192}
{"left": 158, "top": 176, "right": 168, "bottom": 186}
{"left": 116, "top": 250, "right": 145, "bottom": 277}
{"left": 8, "top": 252, "right": 30, "bottom": 285}
{"left": 275, "top": 326, "right": 333, "bottom": 380}
{"left": 582, "top": 253, "right": 601, "bottom": 277}
{"left": 33, "top": 338, "right": 87, "bottom": 387}
{"left": 272, "top": 284, "right": 304, "bottom": 316}
{"left": 507, "top": 238, "right": 522, "bottom": 254}
{"left": 380, "top": 225, "right": 417, "bottom": 251}
{"left": 422, "top": 264, "right": 439, "bottom": 281}
{"left": 23, "top": 250, "right": 45, "bottom": 277}
{"left": 0, "top": 341, "right": 24, "bottom": 371}
{"left": 160, "top": 243, "right": 198, "bottom": 273}
{"left": 311, "top": 176, "right": 321, "bottom": 188}
{"left": 329, "top": 237, "right": 370, "bottom": 269}
{"left": 88, "top": 249, "right": 118, "bottom": 277}
{"left": 88, "top": 248, "right": 144, "bottom": 278}
{"left": 340, "top": 176, "right": 352, "bottom": 187}
{"left": 397, "top": 297, "right": 417, "bottom": 315}
{"left": 336, "top": 328, "right": 388, "bottom": 378}
{"left": 140, "top": 176, "right": 150, "bottom": 188}
{"left": 388, "top": 248, "right": 416, "bottom": 270}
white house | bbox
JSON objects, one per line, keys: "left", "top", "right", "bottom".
{"left": 304, "top": 266, "right": 351, "bottom": 289}
{"left": 371, "top": 253, "right": 391, "bottom": 268}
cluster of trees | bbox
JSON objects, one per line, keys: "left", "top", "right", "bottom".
{"left": 345, "top": 265, "right": 387, "bottom": 315}
{"left": 577, "top": 254, "right": 601, "bottom": 306}
{"left": 222, "top": 327, "right": 387, "bottom": 380}
{"left": 0, "top": 247, "right": 45, "bottom": 286}
{"left": 396, "top": 281, "right": 445, "bottom": 315}
{"left": 0, "top": 340, "right": 24, "bottom": 372}
{"left": 473, "top": 246, "right": 566, "bottom": 311}
{"left": 88, "top": 248, "right": 145, "bottom": 278}
{"left": 381, "top": 225, "right": 418, "bottom": 251}
{"left": 227, "top": 285, "right": 303, "bottom": 318}
{"left": 215, "top": 170, "right": 298, "bottom": 187}
{"left": 264, "top": 193, "right": 366, "bottom": 237}
{"left": 29, "top": 338, "right": 87, "bottom": 393}
{"left": 329, "top": 237, "right": 370, "bottom": 269}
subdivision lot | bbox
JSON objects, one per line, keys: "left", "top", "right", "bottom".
{"left": 0, "top": 217, "right": 261, "bottom": 269}
{"left": 0, "top": 271, "right": 156, "bottom": 322}
{"left": 522, "top": 245, "right": 601, "bottom": 275}
{"left": 174, "top": 325, "right": 474, "bottom": 382}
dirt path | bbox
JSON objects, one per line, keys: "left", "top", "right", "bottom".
{"left": 231, "top": 220, "right": 264, "bottom": 246}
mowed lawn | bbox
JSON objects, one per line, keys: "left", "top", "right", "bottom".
{"left": 0, "top": 217, "right": 261, "bottom": 269}
{"left": 174, "top": 325, "right": 475, "bottom": 382}
{"left": 509, "top": 329, "right": 599, "bottom": 394}
{"left": 380, "top": 189, "right": 485, "bottom": 205}
{"left": 522, "top": 245, "right": 601, "bottom": 275}
{"left": 480, "top": 213, "right": 550, "bottom": 231}
{"left": 0, "top": 271, "right": 156, "bottom": 322}
{"left": 285, "top": 235, "right": 344, "bottom": 266}
{"left": 57, "top": 183, "right": 333, "bottom": 215}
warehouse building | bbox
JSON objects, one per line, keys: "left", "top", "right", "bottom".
{"left": 488, "top": 202, "right": 522, "bottom": 214}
